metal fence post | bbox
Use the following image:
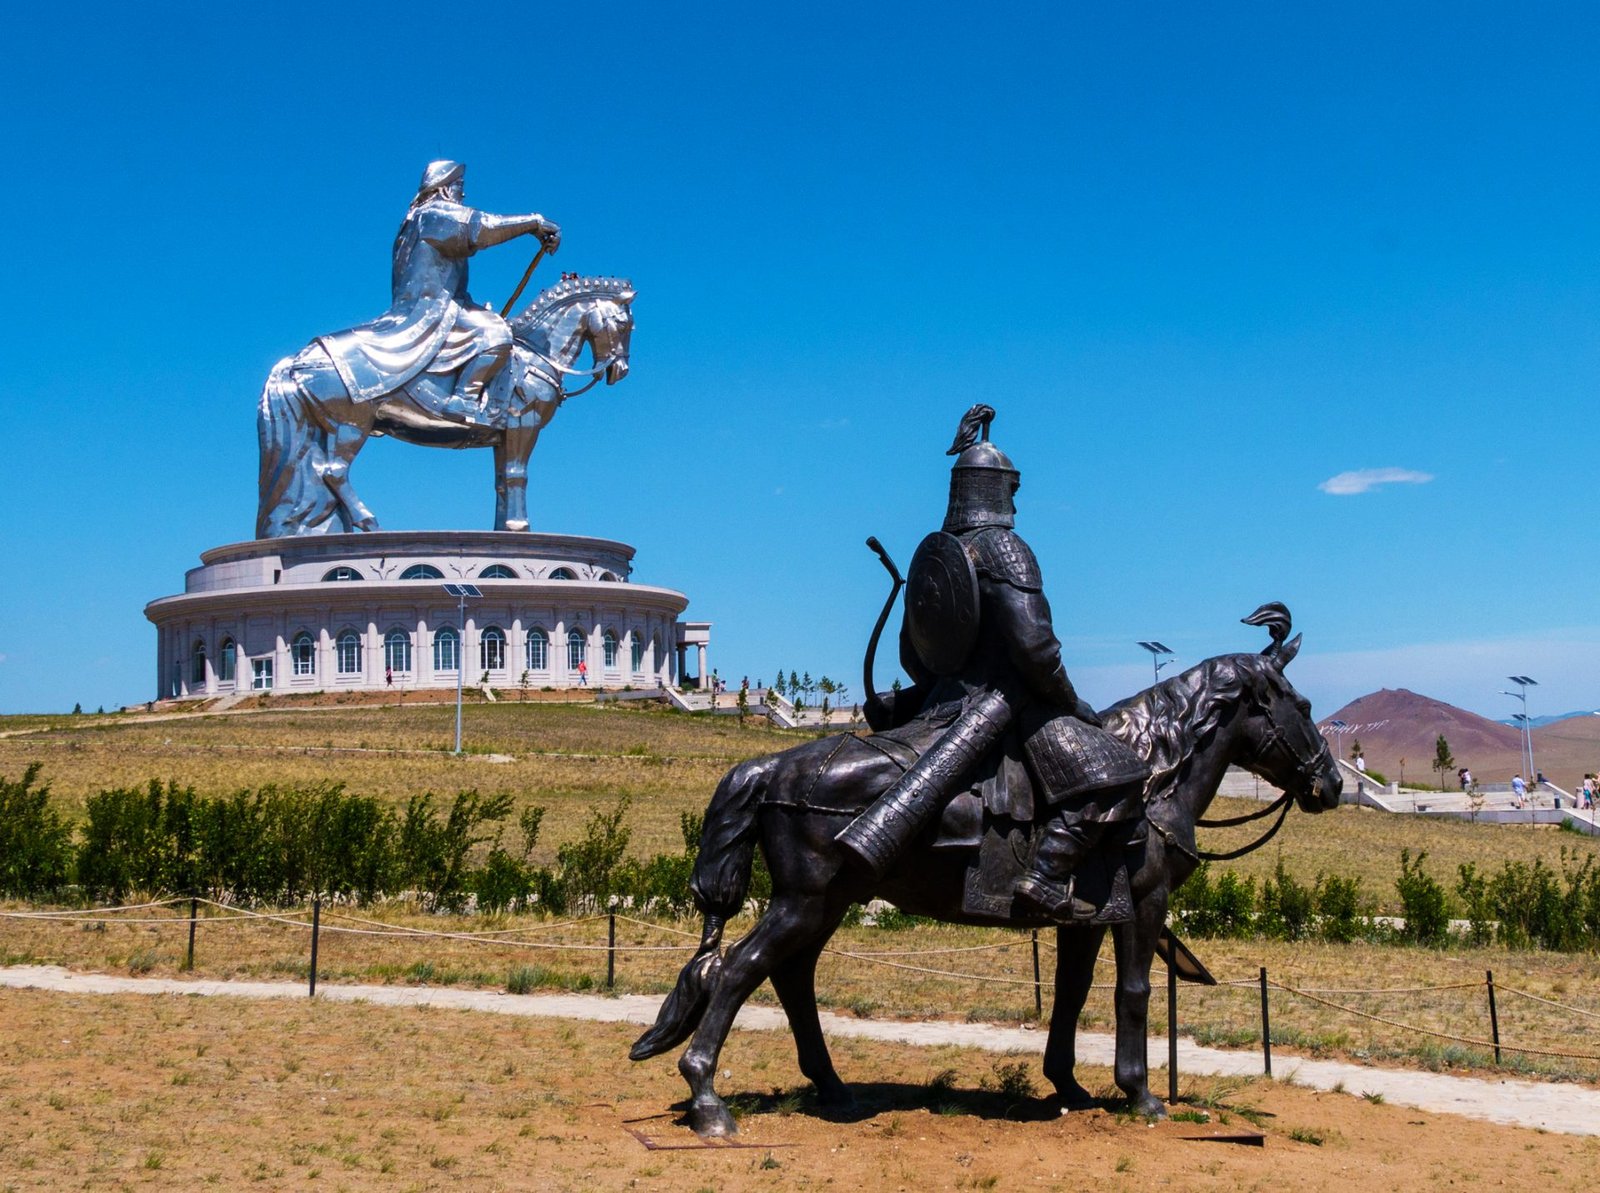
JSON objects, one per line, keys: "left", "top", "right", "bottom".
{"left": 309, "top": 898, "right": 321, "bottom": 998}
{"left": 1259, "top": 967, "right": 1272, "bottom": 1077}
{"left": 1486, "top": 969, "right": 1501, "bottom": 1064}
{"left": 1031, "top": 930, "right": 1042, "bottom": 1019}
{"left": 185, "top": 897, "right": 197, "bottom": 972}
{"left": 607, "top": 911, "right": 617, "bottom": 990}
{"left": 1168, "top": 961, "right": 1179, "bottom": 1103}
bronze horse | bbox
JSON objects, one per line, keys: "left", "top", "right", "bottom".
{"left": 631, "top": 606, "right": 1340, "bottom": 1136}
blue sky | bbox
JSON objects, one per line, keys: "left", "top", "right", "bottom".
{"left": 3, "top": 3, "right": 1598, "bottom": 721}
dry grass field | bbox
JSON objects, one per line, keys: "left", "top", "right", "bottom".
{"left": 2, "top": 987, "right": 1596, "bottom": 1192}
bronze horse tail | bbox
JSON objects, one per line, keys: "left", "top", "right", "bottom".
{"left": 859, "top": 537, "right": 905, "bottom": 730}
{"left": 630, "top": 757, "right": 771, "bottom": 1060}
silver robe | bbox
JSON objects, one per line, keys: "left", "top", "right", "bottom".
{"left": 319, "top": 199, "right": 513, "bottom": 403}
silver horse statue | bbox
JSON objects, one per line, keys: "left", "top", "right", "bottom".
{"left": 256, "top": 274, "right": 634, "bottom": 537}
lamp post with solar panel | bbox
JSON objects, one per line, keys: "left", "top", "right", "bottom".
{"left": 1136, "top": 641, "right": 1175, "bottom": 685}
{"left": 443, "top": 583, "right": 481, "bottom": 755}
{"left": 1499, "top": 676, "right": 1538, "bottom": 787}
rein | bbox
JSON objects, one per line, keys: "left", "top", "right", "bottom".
{"left": 1193, "top": 791, "right": 1294, "bottom": 861}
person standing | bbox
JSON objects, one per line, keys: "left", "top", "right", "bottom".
{"left": 1512, "top": 774, "right": 1526, "bottom": 807}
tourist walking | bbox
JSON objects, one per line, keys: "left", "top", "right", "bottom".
{"left": 1512, "top": 774, "right": 1527, "bottom": 807}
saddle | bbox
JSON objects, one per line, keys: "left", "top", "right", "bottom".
{"left": 866, "top": 726, "right": 1143, "bottom": 924}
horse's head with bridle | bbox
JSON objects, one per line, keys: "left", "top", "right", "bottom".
{"left": 507, "top": 276, "right": 635, "bottom": 410}
{"left": 1229, "top": 601, "right": 1342, "bottom": 814}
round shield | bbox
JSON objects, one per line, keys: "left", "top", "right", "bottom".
{"left": 904, "top": 532, "right": 980, "bottom": 676}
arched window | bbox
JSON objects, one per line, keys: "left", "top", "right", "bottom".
{"left": 525, "top": 628, "right": 548, "bottom": 670}
{"left": 190, "top": 640, "right": 207, "bottom": 685}
{"left": 336, "top": 630, "right": 362, "bottom": 675}
{"left": 384, "top": 628, "right": 411, "bottom": 673}
{"left": 548, "top": 567, "right": 576, "bottom": 580}
{"left": 292, "top": 631, "right": 316, "bottom": 677}
{"left": 480, "top": 564, "right": 518, "bottom": 579}
{"left": 599, "top": 571, "right": 620, "bottom": 583}
{"left": 480, "top": 626, "right": 506, "bottom": 671}
{"left": 602, "top": 629, "right": 618, "bottom": 669}
{"left": 631, "top": 635, "right": 645, "bottom": 673}
{"left": 567, "top": 629, "right": 586, "bottom": 671}
{"left": 400, "top": 564, "right": 444, "bottom": 580}
{"left": 322, "top": 566, "right": 361, "bottom": 582}
{"left": 218, "top": 639, "right": 236, "bottom": 683}
{"left": 433, "top": 626, "right": 459, "bottom": 671}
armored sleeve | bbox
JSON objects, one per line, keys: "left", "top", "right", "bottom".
{"left": 416, "top": 204, "right": 476, "bottom": 257}
{"left": 987, "top": 581, "right": 1080, "bottom": 708}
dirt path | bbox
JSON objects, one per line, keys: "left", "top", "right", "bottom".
{"left": 5, "top": 963, "right": 1595, "bottom": 1138}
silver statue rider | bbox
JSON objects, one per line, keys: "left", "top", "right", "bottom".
{"left": 319, "top": 160, "right": 561, "bottom": 424}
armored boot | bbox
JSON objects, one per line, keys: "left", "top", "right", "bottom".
{"left": 1014, "top": 817, "right": 1104, "bottom": 922}
{"left": 441, "top": 346, "right": 511, "bottom": 424}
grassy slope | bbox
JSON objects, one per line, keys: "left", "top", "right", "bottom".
{"left": 3, "top": 701, "right": 1595, "bottom": 906}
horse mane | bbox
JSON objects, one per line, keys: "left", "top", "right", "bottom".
{"left": 512, "top": 275, "right": 634, "bottom": 330}
{"left": 1101, "top": 653, "right": 1269, "bottom": 802}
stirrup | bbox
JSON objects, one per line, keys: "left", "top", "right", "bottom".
{"left": 1014, "top": 874, "right": 1096, "bottom": 923}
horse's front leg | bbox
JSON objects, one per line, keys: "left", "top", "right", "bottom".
{"left": 1043, "top": 923, "right": 1106, "bottom": 1109}
{"left": 678, "top": 893, "right": 823, "bottom": 1137}
{"left": 1110, "top": 902, "right": 1167, "bottom": 1118}
{"left": 494, "top": 423, "right": 540, "bottom": 532}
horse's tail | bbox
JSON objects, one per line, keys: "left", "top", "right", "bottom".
{"left": 629, "top": 758, "right": 767, "bottom": 1061}
{"left": 256, "top": 357, "right": 315, "bottom": 538}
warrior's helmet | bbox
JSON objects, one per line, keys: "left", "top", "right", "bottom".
{"left": 414, "top": 160, "right": 465, "bottom": 205}
{"left": 942, "top": 404, "right": 1020, "bottom": 532}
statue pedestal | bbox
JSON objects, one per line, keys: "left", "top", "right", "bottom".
{"left": 144, "top": 530, "right": 701, "bottom": 700}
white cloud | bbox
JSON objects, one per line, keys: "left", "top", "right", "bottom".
{"left": 1318, "top": 467, "right": 1434, "bottom": 496}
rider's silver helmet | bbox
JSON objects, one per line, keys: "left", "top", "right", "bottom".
{"left": 416, "top": 160, "right": 465, "bottom": 202}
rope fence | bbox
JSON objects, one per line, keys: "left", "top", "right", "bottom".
{"left": 6, "top": 899, "right": 1600, "bottom": 1079}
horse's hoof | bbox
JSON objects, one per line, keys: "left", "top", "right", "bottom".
{"left": 1052, "top": 1081, "right": 1097, "bottom": 1111}
{"left": 355, "top": 518, "right": 380, "bottom": 532}
{"left": 813, "top": 1078, "right": 854, "bottom": 1108}
{"left": 688, "top": 1101, "right": 737, "bottom": 1138}
{"left": 1128, "top": 1093, "right": 1168, "bottom": 1120}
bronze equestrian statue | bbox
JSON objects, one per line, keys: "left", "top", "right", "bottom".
{"left": 631, "top": 408, "right": 1342, "bottom": 1137}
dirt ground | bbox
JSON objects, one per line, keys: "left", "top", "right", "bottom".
{"left": 1, "top": 989, "right": 1595, "bottom": 1192}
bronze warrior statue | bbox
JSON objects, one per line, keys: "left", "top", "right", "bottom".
{"left": 844, "top": 404, "right": 1149, "bottom": 920}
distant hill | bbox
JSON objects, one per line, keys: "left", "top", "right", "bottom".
{"left": 1318, "top": 689, "right": 1599, "bottom": 792}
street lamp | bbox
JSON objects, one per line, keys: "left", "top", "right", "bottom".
{"left": 1499, "top": 675, "right": 1538, "bottom": 785}
{"left": 1136, "top": 641, "right": 1176, "bottom": 685}
{"left": 443, "top": 583, "right": 482, "bottom": 755}
{"left": 1326, "top": 718, "right": 1352, "bottom": 762}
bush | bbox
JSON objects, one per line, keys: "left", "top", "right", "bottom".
{"left": 554, "top": 798, "right": 633, "bottom": 912}
{"left": 0, "top": 764, "right": 73, "bottom": 897}
{"left": 1313, "top": 873, "right": 1372, "bottom": 943}
{"left": 1396, "top": 849, "right": 1451, "bottom": 947}
{"left": 1258, "top": 858, "right": 1315, "bottom": 941}
{"left": 1171, "top": 863, "right": 1257, "bottom": 938}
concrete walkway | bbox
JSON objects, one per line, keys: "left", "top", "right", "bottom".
{"left": 3, "top": 964, "right": 1596, "bottom": 1137}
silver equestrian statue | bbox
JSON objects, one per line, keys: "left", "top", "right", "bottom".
{"left": 257, "top": 160, "right": 635, "bottom": 537}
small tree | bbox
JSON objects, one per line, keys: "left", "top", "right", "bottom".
{"left": 735, "top": 684, "right": 749, "bottom": 726}
{"left": 1349, "top": 737, "right": 1363, "bottom": 762}
{"left": 1431, "top": 734, "right": 1455, "bottom": 792}
{"left": 772, "top": 671, "right": 787, "bottom": 698}
{"left": 518, "top": 670, "right": 531, "bottom": 702}
{"left": 72, "top": 703, "right": 83, "bottom": 715}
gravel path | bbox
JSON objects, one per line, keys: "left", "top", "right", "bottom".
{"left": 4, "top": 964, "right": 1596, "bottom": 1136}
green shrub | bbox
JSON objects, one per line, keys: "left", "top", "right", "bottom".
{"left": 1171, "top": 863, "right": 1257, "bottom": 938}
{"left": 1395, "top": 849, "right": 1451, "bottom": 947}
{"left": 0, "top": 764, "right": 74, "bottom": 897}
{"left": 1257, "top": 858, "right": 1314, "bottom": 941}
{"left": 1312, "top": 873, "right": 1372, "bottom": 943}
{"left": 554, "top": 798, "right": 632, "bottom": 911}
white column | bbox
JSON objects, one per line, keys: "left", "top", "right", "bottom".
{"left": 697, "top": 644, "right": 708, "bottom": 690}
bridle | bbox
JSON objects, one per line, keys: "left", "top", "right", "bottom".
{"left": 1187, "top": 688, "right": 1331, "bottom": 862}
{"left": 517, "top": 301, "right": 629, "bottom": 401}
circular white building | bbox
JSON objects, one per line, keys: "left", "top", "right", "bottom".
{"left": 145, "top": 530, "right": 711, "bottom": 699}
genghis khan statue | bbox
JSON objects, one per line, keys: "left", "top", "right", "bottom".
{"left": 842, "top": 405, "right": 1149, "bottom": 920}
